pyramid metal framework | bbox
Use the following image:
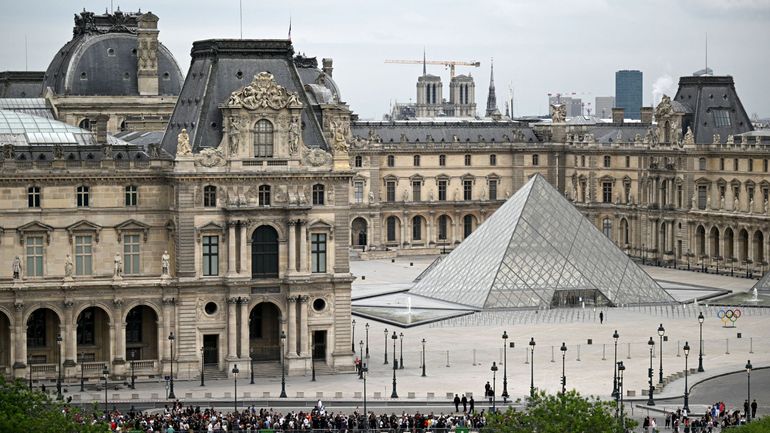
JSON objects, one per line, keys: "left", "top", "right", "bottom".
{"left": 751, "top": 271, "right": 770, "bottom": 292}
{"left": 410, "top": 174, "right": 676, "bottom": 309}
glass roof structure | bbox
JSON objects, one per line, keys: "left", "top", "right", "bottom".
{"left": 0, "top": 98, "right": 53, "bottom": 118}
{"left": 752, "top": 271, "right": 770, "bottom": 293}
{"left": 410, "top": 174, "right": 676, "bottom": 309}
{"left": 0, "top": 110, "right": 128, "bottom": 146}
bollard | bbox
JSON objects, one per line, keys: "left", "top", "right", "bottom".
{"left": 551, "top": 346, "right": 555, "bottom": 363}
{"left": 602, "top": 343, "right": 606, "bottom": 361}
{"left": 627, "top": 342, "right": 631, "bottom": 359}
{"left": 576, "top": 344, "right": 581, "bottom": 362}
{"left": 446, "top": 350, "right": 450, "bottom": 367}
{"left": 725, "top": 338, "right": 729, "bottom": 355}
{"left": 750, "top": 337, "right": 754, "bottom": 354}
{"left": 472, "top": 349, "right": 477, "bottom": 366}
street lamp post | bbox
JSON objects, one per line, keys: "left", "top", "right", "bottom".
{"left": 686, "top": 249, "right": 691, "bottom": 270}
{"left": 28, "top": 356, "right": 32, "bottom": 391}
{"left": 232, "top": 365, "right": 239, "bottom": 413}
{"left": 311, "top": 333, "right": 316, "bottom": 382}
{"left": 352, "top": 319, "right": 356, "bottom": 353}
{"left": 697, "top": 312, "right": 705, "bottom": 372}
{"left": 79, "top": 352, "right": 85, "bottom": 392}
{"left": 490, "top": 362, "right": 498, "bottom": 413}
{"left": 167, "top": 332, "right": 176, "bottom": 400}
{"left": 529, "top": 337, "right": 536, "bottom": 397}
{"left": 612, "top": 330, "right": 619, "bottom": 398}
{"left": 657, "top": 323, "right": 665, "bottom": 384}
{"left": 56, "top": 334, "right": 62, "bottom": 401}
{"left": 361, "top": 344, "right": 368, "bottom": 433}
{"left": 358, "top": 338, "right": 364, "bottom": 380}
{"left": 421, "top": 338, "right": 426, "bottom": 377}
{"left": 365, "top": 323, "right": 370, "bottom": 359}
{"left": 200, "top": 347, "right": 206, "bottom": 387}
{"left": 399, "top": 332, "right": 404, "bottom": 369}
{"left": 390, "top": 331, "right": 398, "bottom": 398}
{"left": 746, "top": 360, "right": 752, "bottom": 422}
{"left": 102, "top": 366, "right": 109, "bottom": 418}
{"left": 130, "top": 361, "right": 135, "bottom": 389}
{"left": 618, "top": 361, "right": 626, "bottom": 430}
{"left": 250, "top": 349, "right": 255, "bottom": 385}
{"left": 560, "top": 342, "right": 567, "bottom": 394}
{"left": 383, "top": 328, "right": 389, "bottom": 365}
{"left": 647, "top": 337, "right": 655, "bottom": 406}
{"left": 683, "top": 342, "right": 690, "bottom": 412}
{"left": 280, "top": 331, "right": 287, "bottom": 398}
{"left": 502, "top": 331, "right": 509, "bottom": 401}
{"left": 642, "top": 243, "right": 646, "bottom": 265}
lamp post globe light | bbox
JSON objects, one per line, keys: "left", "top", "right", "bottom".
{"left": 421, "top": 338, "right": 427, "bottom": 377}
{"left": 365, "top": 323, "right": 370, "bottom": 359}
{"left": 102, "top": 366, "right": 109, "bottom": 418}
{"left": 501, "top": 331, "right": 509, "bottom": 400}
{"left": 56, "top": 334, "right": 63, "bottom": 401}
{"left": 280, "top": 330, "right": 287, "bottom": 398}
{"left": 352, "top": 319, "right": 356, "bottom": 353}
{"left": 232, "top": 365, "right": 239, "bottom": 413}
{"left": 167, "top": 332, "right": 176, "bottom": 400}
{"left": 657, "top": 323, "right": 665, "bottom": 384}
{"left": 683, "top": 341, "right": 690, "bottom": 412}
{"left": 490, "top": 361, "right": 498, "bottom": 412}
{"left": 560, "top": 342, "right": 567, "bottom": 395}
{"left": 697, "top": 312, "right": 705, "bottom": 372}
{"left": 647, "top": 336, "right": 655, "bottom": 406}
{"left": 746, "top": 360, "right": 753, "bottom": 422}
{"left": 358, "top": 339, "right": 365, "bottom": 380}
{"left": 390, "top": 331, "right": 398, "bottom": 398}
{"left": 612, "top": 330, "right": 619, "bottom": 398}
{"left": 528, "top": 337, "right": 536, "bottom": 398}
{"left": 383, "top": 328, "right": 389, "bottom": 365}
{"left": 399, "top": 332, "right": 404, "bottom": 369}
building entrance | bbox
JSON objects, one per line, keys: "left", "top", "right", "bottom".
{"left": 203, "top": 334, "right": 218, "bottom": 365}
{"left": 312, "top": 330, "right": 326, "bottom": 361}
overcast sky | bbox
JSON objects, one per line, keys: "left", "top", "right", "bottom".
{"left": 2, "top": 0, "right": 769, "bottom": 119}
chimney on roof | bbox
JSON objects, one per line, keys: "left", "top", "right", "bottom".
{"left": 612, "top": 107, "right": 625, "bottom": 125}
{"left": 640, "top": 107, "right": 653, "bottom": 125}
{"left": 94, "top": 114, "right": 109, "bottom": 144}
{"left": 137, "top": 12, "right": 160, "bottom": 96}
{"left": 322, "top": 58, "right": 333, "bottom": 78}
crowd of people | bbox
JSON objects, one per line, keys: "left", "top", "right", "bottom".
{"left": 94, "top": 401, "right": 488, "bottom": 432}
{"left": 643, "top": 400, "right": 760, "bottom": 433}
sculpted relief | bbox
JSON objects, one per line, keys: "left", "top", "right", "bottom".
{"left": 226, "top": 72, "right": 303, "bottom": 111}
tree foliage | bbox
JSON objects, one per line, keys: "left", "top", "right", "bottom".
{"left": 485, "top": 390, "right": 637, "bottom": 433}
{"left": 0, "top": 377, "right": 107, "bottom": 433}
{"left": 728, "top": 416, "right": 770, "bottom": 433}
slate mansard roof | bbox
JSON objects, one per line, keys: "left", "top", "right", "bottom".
{"left": 350, "top": 121, "right": 540, "bottom": 146}
{"left": 161, "top": 39, "right": 337, "bottom": 156}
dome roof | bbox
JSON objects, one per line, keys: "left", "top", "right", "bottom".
{"left": 43, "top": 10, "right": 183, "bottom": 97}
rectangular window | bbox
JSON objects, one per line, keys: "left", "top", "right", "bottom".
{"left": 581, "top": 155, "right": 586, "bottom": 167}
{"left": 438, "top": 180, "right": 447, "bottom": 201}
{"left": 412, "top": 218, "right": 422, "bottom": 241}
{"left": 354, "top": 181, "right": 364, "bottom": 204}
{"left": 125, "top": 185, "right": 138, "bottom": 207}
{"left": 202, "top": 235, "right": 219, "bottom": 276}
{"left": 625, "top": 156, "right": 630, "bottom": 168}
{"left": 412, "top": 181, "right": 421, "bottom": 202}
{"left": 28, "top": 186, "right": 41, "bottom": 208}
{"left": 733, "top": 158, "right": 739, "bottom": 171}
{"left": 123, "top": 234, "right": 140, "bottom": 275}
{"left": 677, "top": 184, "right": 683, "bottom": 208}
{"left": 720, "top": 158, "right": 725, "bottom": 171}
{"left": 489, "top": 180, "right": 498, "bottom": 201}
{"left": 532, "top": 154, "right": 539, "bottom": 166}
{"left": 27, "top": 310, "right": 46, "bottom": 348}
{"left": 602, "top": 181, "right": 613, "bottom": 203}
{"left": 489, "top": 154, "right": 497, "bottom": 166}
{"left": 749, "top": 159, "right": 754, "bottom": 172}
{"left": 603, "top": 155, "right": 611, "bottom": 168}
{"left": 386, "top": 218, "right": 396, "bottom": 242}
{"left": 713, "top": 109, "right": 731, "bottom": 127}
{"left": 439, "top": 154, "right": 446, "bottom": 166}
{"left": 77, "top": 186, "right": 90, "bottom": 207}
{"left": 311, "top": 233, "right": 327, "bottom": 273}
{"left": 74, "top": 235, "right": 93, "bottom": 275}
{"left": 386, "top": 181, "right": 396, "bottom": 202}
{"left": 25, "top": 235, "right": 44, "bottom": 277}
{"left": 387, "top": 155, "right": 395, "bottom": 167}
{"left": 697, "top": 185, "right": 707, "bottom": 210}
{"left": 764, "top": 159, "right": 768, "bottom": 172}
{"left": 463, "top": 180, "right": 473, "bottom": 201}
{"left": 413, "top": 155, "right": 420, "bottom": 167}
{"left": 464, "top": 154, "right": 471, "bottom": 166}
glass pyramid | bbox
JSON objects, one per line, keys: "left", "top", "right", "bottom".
{"left": 410, "top": 174, "right": 675, "bottom": 309}
{"left": 752, "top": 271, "right": 770, "bottom": 292}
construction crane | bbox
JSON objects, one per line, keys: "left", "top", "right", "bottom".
{"left": 385, "top": 59, "right": 481, "bottom": 78}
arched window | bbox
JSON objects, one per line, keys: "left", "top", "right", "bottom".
{"left": 203, "top": 185, "right": 217, "bottom": 207}
{"left": 354, "top": 155, "right": 363, "bottom": 167}
{"left": 254, "top": 120, "right": 274, "bottom": 157}
{"left": 387, "top": 155, "right": 395, "bottom": 167}
{"left": 602, "top": 218, "right": 612, "bottom": 239}
{"left": 412, "top": 216, "right": 422, "bottom": 241}
{"left": 312, "top": 184, "right": 325, "bottom": 205}
{"left": 489, "top": 154, "right": 497, "bottom": 166}
{"left": 413, "top": 155, "right": 420, "bottom": 166}
{"left": 438, "top": 215, "right": 449, "bottom": 241}
{"left": 463, "top": 215, "right": 474, "bottom": 239}
{"left": 386, "top": 216, "right": 398, "bottom": 242}
{"left": 439, "top": 154, "right": 446, "bottom": 166}
{"left": 79, "top": 118, "right": 91, "bottom": 130}
{"left": 258, "top": 185, "right": 271, "bottom": 207}
{"left": 252, "top": 226, "right": 278, "bottom": 278}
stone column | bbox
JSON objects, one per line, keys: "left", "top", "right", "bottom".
{"left": 13, "top": 303, "right": 26, "bottom": 369}
{"left": 287, "top": 297, "right": 297, "bottom": 355}
{"left": 668, "top": 220, "right": 675, "bottom": 253}
{"left": 287, "top": 220, "right": 297, "bottom": 274}
{"left": 161, "top": 298, "right": 175, "bottom": 360}
{"left": 299, "top": 220, "right": 308, "bottom": 273}
{"left": 227, "top": 223, "right": 237, "bottom": 277}
{"left": 63, "top": 301, "right": 76, "bottom": 366}
{"left": 239, "top": 299, "right": 250, "bottom": 359}
{"left": 299, "top": 296, "right": 310, "bottom": 357}
{"left": 226, "top": 298, "right": 237, "bottom": 360}
{"left": 113, "top": 299, "right": 125, "bottom": 363}
{"left": 401, "top": 214, "right": 408, "bottom": 245}
{"left": 239, "top": 222, "right": 249, "bottom": 276}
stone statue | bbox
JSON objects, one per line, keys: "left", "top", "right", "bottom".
{"left": 691, "top": 193, "right": 697, "bottom": 209}
{"left": 550, "top": 104, "right": 566, "bottom": 123}
{"left": 64, "top": 254, "right": 73, "bottom": 278}
{"left": 113, "top": 253, "right": 123, "bottom": 278}
{"left": 288, "top": 117, "right": 301, "bottom": 155}
{"left": 226, "top": 72, "right": 300, "bottom": 110}
{"left": 706, "top": 195, "right": 711, "bottom": 209}
{"left": 53, "top": 143, "right": 63, "bottom": 160}
{"left": 402, "top": 189, "right": 409, "bottom": 202}
{"left": 712, "top": 133, "right": 721, "bottom": 145}
{"left": 726, "top": 134, "right": 734, "bottom": 146}
{"left": 428, "top": 190, "right": 434, "bottom": 201}
{"left": 720, "top": 195, "right": 725, "bottom": 210}
{"left": 765, "top": 199, "right": 769, "bottom": 215}
{"left": 161, "top": 251, "right": 170, "bottom": 276}
{"left": 329, "top": 120, "right": 349, "bottom": 154}
{"left": 12, "top": 256, "right": 21, "bottom": 280}
{"left": 655, "top": 94, "right": 673, "bottom": 119}
{"left": 177, "top": 128, "right": 192, "bottom": 156}
{"left": 750, "top": 198, "right": 755, "bottom": 214}
{"left": 684, "top": 127, "right": 695, "bottom": 145}
{"left": 454, "top": 188, "right": 460, "bottom": 201}
{"left": 228, "top": 117, "right": 243, "bottom": 155}
{"left": 368, "top": 191, "right": 375, "bottom": 203}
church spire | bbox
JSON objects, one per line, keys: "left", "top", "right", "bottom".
{"left": 485, "top": 58, "right": 500, "bottom": 118}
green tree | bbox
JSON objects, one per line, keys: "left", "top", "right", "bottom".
{"left": 484, "top": 390, "right": 637, "bottom": 433}
{"left": 727, "top": 416, "right": 770, "bottom": 432}
{"left": 0, "top": 377, "right": 108, "bottom": 433}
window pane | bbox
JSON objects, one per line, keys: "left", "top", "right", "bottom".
{"left": 123, "top": 234, "right": 140, "bottom": 275}
{"left": 75, "top": 235, "right": 93, "bottom": 275}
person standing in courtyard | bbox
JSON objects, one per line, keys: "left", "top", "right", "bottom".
{"left": 469, "top": 396, "right": 475, "bottom": 414}
{"left": 751, "top": 399, "right": 758, "bottom": 419}
{"left": 744, "top": 400, "right": 750, "bottom": 419}
{"left": 461, "top": 394, "right": 468, "bottom": 412}
{"left": 454, "top": 394, "right": 461, "bottom": 412}
{"left": 599, "top": 311, "right": 604, "bottom": 324}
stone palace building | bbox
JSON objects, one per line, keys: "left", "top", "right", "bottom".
{"left": 0, "top": 10, "right": 767, "bottom": 383}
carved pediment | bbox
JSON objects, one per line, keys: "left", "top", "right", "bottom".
{"left": 115, "top": 219, "right": 150, "bottom": 242}
{"left": 17, "top": 221, "right": 54, "bottom": 245}
{"left": 225, "top": 72, "right": 303, "bottom": 111}
{"left": 308, "top": 219, "right": 335, "bottom": 239}
{"left": 196, "top": 222, "right": 226, "bottom": 243}
{"left": 66, "top": 220, "right": 102, "bottom": 243}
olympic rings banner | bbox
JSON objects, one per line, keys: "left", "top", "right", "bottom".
{"left": 717, "top": 308, "right": 741, "bottom": 327}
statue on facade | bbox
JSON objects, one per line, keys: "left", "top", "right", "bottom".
{"left": 765, "top": 199, "right": 769, "bottom": 215}
{"left": 64, "top": 254, "right": 73, "bottom": 278}
{"left": 707, "top": 195, "right": 712, "bottom": 209}
{"left": 428, "top": 190, "right": 434, "bottom": 202}
{"left": 713, "top": 133, "right": 721, "bottom": 145}
{"left": 720, "top": 195, "right": 725, "bottom": 210}
{"left": 113, "top": 253, "right": 123, "bottom": 278}
{"left": 684, "top": 127, "right": 695, "bottom": 145}
{"left": 750, "top": 198, "right": 755, "bottom": 214}
{"left": 402, "top": 190, "right": 409, "bottom": 202}
{"left": 288, "top": 117, "right": 301, "bottom": 155}
{"left": 329, "top": 120, "right": 350, "bottom": 154}
{"left": 368, "top": 191, "right": 375, "bottom": 203}
{"left": 177, "top": 128, "right": 192, "bottom": 156}
{"left": 161, "top": 251, "right": 171, "bottom": 276}
{"left": 228, "top": 117, "right": 243, "bottom": 155}
{"left": 726, "top": 134, "right": 734, "bottom": 146}
{"left": 550, "top": 104, "right": 566, "bottom": 123}
{"left": 12, "top": 256, "right": 21, "bottom": 280}
{"left": 691, "top": 193, "right": 697, "bottom": 209}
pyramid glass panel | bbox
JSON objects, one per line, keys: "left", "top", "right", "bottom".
{"left": 411, "top": 174, "right": 675, "bottom": 309}
{"left": 751, "top": 270, "right": 770, "bottom": 293}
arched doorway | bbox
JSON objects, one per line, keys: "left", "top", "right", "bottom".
{"left": 249, "top": 303, "right": 282, "bottom": 361}
{"left": 437, "top": 215, "right": 451, "bottom": 243}
{"left": 351, "top": 217, "right": 368, "bottom": 249}
{"left": 738, "top": 229, "right": 749, "bottom": 262}
{"left": 411, "top": 215, "right": 426, "bottom": 242}
{"left": 0, "top": 311, "right": 10, "bottom": 371}
{"left": 124, "top": 306, "right": 158, "bottom": 361}
{"left": 26, "top": 308, "right": 61, "bottom": 368}
{"left": 620, "top": 218, "right": 629, "bottom": 245}
{"left": 753, "top": 230, "right": 765, "bottom": 264}
{"left": 252, "top": 226, "right": 278, "bottom": 278}
{"left": 385, "top": 216, "right": 400, "bottom": 244}
{"left": 695, "top": 225, "right": 706, "bottom": 258}
{"left": 724, "top": 228, "right": 735, "bottom": 260}
{"left": 76, "top": 307, "right": 111, "bottom": 363}
{"left": 709, "top": 227, "right": 720, "bottom": 258}
{"left": 463, "top": 215, "right": 476, "bottom": 239}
